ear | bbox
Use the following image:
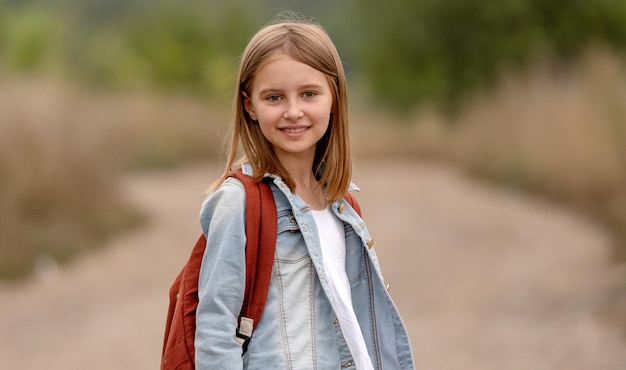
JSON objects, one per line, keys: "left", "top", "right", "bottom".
{"left": 242, "top": 91, "right": 258, "bottom": 121}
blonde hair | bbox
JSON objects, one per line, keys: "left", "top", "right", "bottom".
{"left": 211, "top": 20, "right": 352, "bottom": 203}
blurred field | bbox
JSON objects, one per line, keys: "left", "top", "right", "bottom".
{"left": 1, "top": 160, "right": 625, "bottom": 369}
{"left": 0, "top": 78, "right": 226, "bottom": 279}
{"left": 1, "top": 40, "right": 626, "bottom": 370}
{"left": 1, "top": 47, "right": 626, "bottom": 292}
{"left": 353, "top": 47, "right": 626, "bottom": 263}
{"left": 1, "top": 2, "right": 626, "bottom": 368}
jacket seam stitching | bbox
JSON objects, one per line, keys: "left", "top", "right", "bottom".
{"left": 365, "top": 250, "right": 382, "bottom": 369}
{"left": 275, "top": 261, "right": 293, "bottom": 369}
{"left": 310, "top": 263, "right": 318, "bottom": 370}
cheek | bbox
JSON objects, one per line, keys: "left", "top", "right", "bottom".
{"left": 256, "top": 120, "right": 271, "bottom": 138}
{"left": 256, "top": 102, "right": 281, "bottom": 118}
{"left": 319, "top": 112, "right": 332, "bottom": 128}
{"left": 318, "top": 100, "right": 333, "bottom": 123}
{"left": 256, "top": 115, "right": 279, "bottom": 142}
{"left": 255, "top": 107, "right": 280, "bottom": 127}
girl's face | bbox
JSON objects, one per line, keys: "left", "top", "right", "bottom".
{"left": 244, "top": 53, "right": 333, "bottom": 165}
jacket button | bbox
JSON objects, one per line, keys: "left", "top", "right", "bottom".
{"left": 338, "top": 203, "right": 346, "bottom": 213}
{"left": 366, "top": 239, "right": 374, "bottom": 248}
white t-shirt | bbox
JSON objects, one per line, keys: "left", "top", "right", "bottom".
{"left": 311, "top": 207, "right": 374, "bottom": 370}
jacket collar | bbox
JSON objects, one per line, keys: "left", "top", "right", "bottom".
{"left": 240, "top": 163, "right": 360, "bottom": 192}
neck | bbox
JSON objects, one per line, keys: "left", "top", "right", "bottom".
{"left": 276, "top": 152, "right": 326, "bottom": 209}
{"left": 276, "top": 151, "right": 317, "bottom": 188}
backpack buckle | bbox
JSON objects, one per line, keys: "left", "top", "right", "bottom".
{"left": 236, "top": 317, "right": 254, "bottom": 355}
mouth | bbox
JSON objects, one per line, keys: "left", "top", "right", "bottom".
{"left": 280, "top": 126, "right": 309, "bottom": 134}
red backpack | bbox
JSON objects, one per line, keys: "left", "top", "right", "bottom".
{"left": 160, "top": 170, "right": 361, "bottom": 369}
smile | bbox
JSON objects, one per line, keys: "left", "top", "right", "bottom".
{"left": 280, "top": 127, "right": 309, "bottom": 134}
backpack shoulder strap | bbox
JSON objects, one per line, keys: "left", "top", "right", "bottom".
{"left": 160, "top": 169, "right": 277, "bottom": 369}
{"left": 343, "top": 191, "right": 362, "bottom": 217}
{"left": 232, "top": 169, "right": 277, "bottom": 351}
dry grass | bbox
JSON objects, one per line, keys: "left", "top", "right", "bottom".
{"left": 0, "top": 78, "right": 227, "bottom": 279}
{"left": 444, "top": 49, "right": 626, "bottom": 262}
{"left": 354, "top": 47, "right": 626, "bottom": 261}
{"left": 448, "top": 49, "right": 626, "bottom": 201}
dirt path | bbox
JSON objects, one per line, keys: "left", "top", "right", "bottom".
{"left": 0, "top": 160, "right": 624, "bottom": 369}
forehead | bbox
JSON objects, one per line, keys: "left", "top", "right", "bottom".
{"left": 251, "top": 53, "right": 330, "bottom": 91}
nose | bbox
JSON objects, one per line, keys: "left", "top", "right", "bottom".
{"left": 283, "top": 100, "right": 303, "bottom": 120}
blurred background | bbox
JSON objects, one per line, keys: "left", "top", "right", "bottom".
{"left": 1, "top": 0, "right": 626, "bottom": 368}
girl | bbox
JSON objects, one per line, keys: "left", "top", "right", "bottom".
{"left": 196, "top": 19, "right": 415, "bottom": 369}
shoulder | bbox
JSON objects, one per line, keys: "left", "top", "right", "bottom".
{"left": 199, "top": 177, "right": 247, "bottom": 228}
{"left": 204, "top": 177, "right": 246, "bottom": 203}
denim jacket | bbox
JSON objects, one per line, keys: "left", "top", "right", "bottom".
{"left": 195, "top": 164, "right": 415, "bottom": 369}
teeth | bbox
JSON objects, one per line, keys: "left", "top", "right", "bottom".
{"left": 283, "top": 127, "right": 307, "bottom": 133}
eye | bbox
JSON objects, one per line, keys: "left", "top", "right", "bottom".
{"left": 302, "top": 91, "right": 317, "bottom": 98}
{"left": 266, "top": 95, "right": 282, "bottom": 102}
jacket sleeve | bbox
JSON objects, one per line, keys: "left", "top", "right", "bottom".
{"left": 195, "top": 178, "right": 246, "bottom": 370}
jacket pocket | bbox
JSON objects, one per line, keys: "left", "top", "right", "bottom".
{"left": 274, "top": 211, "right": 309, "bottom": 263}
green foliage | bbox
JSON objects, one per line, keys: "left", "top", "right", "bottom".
{"left": 0, "top": 7, "right": 60, "bottom": 72}
{"left": 2, "top": 0, "right": 626, "bottom": 110}
{"left": 351, "top": 0, "right": 626, "bottom": 112}
{"left": 100, "top": 4, "right": 250, "bottom": 93}
{"left": 0, "top": 1, "right": 263, "bottom": 97}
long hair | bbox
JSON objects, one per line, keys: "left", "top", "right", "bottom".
{"left": 210, "top": 20, "right": 351, "bottom": 203}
